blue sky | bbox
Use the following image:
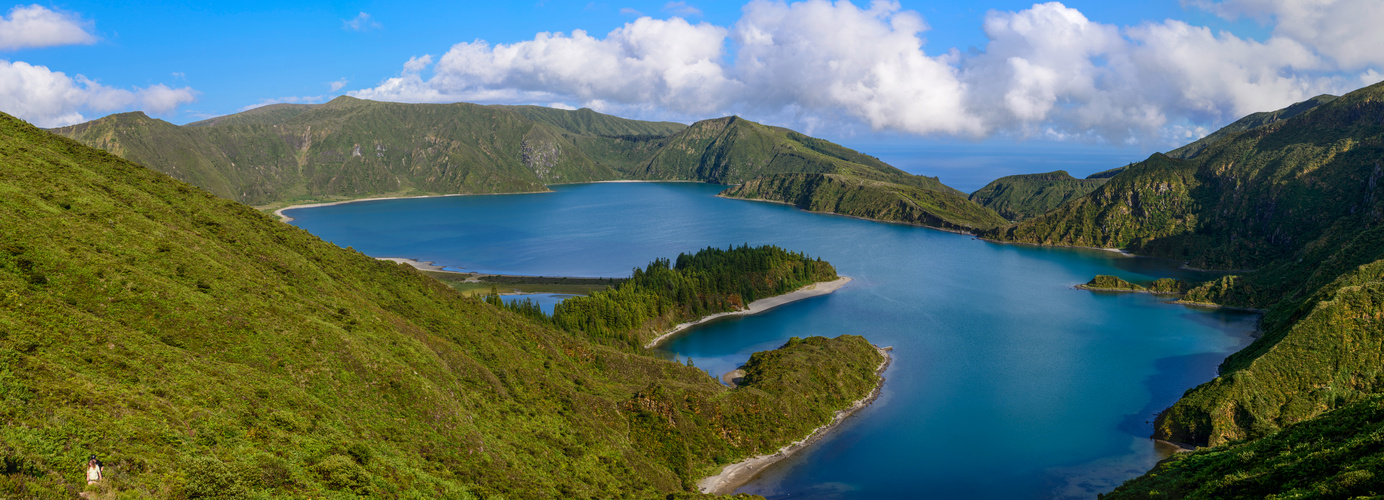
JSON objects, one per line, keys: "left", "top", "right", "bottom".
{"left": 3, "top": 1, "right": 1381, "bottom": 189}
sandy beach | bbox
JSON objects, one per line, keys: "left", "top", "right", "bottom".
{"left": 271, "top": 191, "right": 554, "bottom": 223}
{"left": 377, "top": 257, "right": 463, "bottom": 273}
{"left": 697, "top": 345, "right": 893, "bottom": 495}
{"left": 643, "top": 276, "right": 853, "bottom": 349}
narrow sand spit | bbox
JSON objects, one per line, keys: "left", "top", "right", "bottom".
{"left": 697, "top": 345, "right": 893, "bottom": 494}
{"left": 376, "top": 257, "right": 463, "bottom": 273}
{"left": 643, "top": 276, "right": 853, "bottom": 349}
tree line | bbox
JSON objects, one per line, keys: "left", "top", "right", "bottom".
{"left": 486, "top": 244, "right": 837, "bottom": 349}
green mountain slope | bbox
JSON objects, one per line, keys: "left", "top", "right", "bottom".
{"left": 56, "top": 103, "right": 1002, "bottom": 233}
{"left": 0, "top": 113, "right": 884, "bottom": 498}
{"left": 992, "top": 83, "right": 1384, "bottom": 272}
{"left": 53, "top": 97, "right": 684, "bottom": 207}
{"left": 1107, "top": 395, "right": 1384, "bottom": 499}
{"left": 967, "top": 170, "right": 1107, "bottom": 221}
{"left": 722, "top": 173, "right": 1008, "bottom": 231}
{"left": 1165, "top": 94, "right": 1338, "bottom": 160}
{"left": 988, "top": 81, "right": 1384, "bottom": 492}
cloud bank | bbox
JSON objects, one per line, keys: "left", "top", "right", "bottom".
{"left": 354, "top": 0, "right": 1381, "bottom": 146}
{"left": 0, "top": 60, "right": 198, "bottom": 127}
{"left": 0, "top": 4, "right": 96, "bottom": 50}
{"left": 0, "top": 5, "right": 198, "bottom": 127}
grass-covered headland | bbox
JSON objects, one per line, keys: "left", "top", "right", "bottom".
{"left": 489, "top": 244, "right": 837, "bottom": 349}
{"left": 0, "top": 113, "right": 884, "bottom": 499}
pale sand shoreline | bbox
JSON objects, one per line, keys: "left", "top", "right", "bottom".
{"left": 643, "top": 276, "right": 853, "bottom": 349}
{"left": 272, "top": 181, "right": 720, "bottom": 222}
{"left": 697, "top": 345, "right": 893, "bottom": 495}
{"left": 377, "top": 257, "right": 462, "bottom": 274}
{"left": 271, "top": 191, "right": 552, "bottom": 223}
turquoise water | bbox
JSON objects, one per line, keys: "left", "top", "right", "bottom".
{"left": 286, "top": 182, "right": 1257, "bottom": 499}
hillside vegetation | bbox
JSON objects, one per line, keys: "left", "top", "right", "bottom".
{"left": 495, "top": 245, "right": 837, "bottom": 349}
{"left": 53, "top": 99, "right": 1005, "bottom": 233}
{"left": 0, "top": 113, "right": 885, "bottom": 499}
{"left": 985, "top": 82, "right": 1384, "bottom": 496}
{"left": 52, "top": 97, "right": 684, "bottom": 207}
{"left": 721, "top": 173, "right": 1008, "bottom": 232}
{"left": 967, "top": 170, "right": 1108, "bottom": 221}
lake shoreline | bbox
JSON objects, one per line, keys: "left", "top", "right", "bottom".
{"left": 643, "top": 276, "right": 853, "bottom": 349}
{"left": 697, "top": 345, "right": 893, "bottom": 495}
{"left": 717, "top": 194, "right": 977, "bottom": 236}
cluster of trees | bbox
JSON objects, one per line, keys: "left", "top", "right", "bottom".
{"left": 487, "top": 244, "right": 837, "bottom": 348}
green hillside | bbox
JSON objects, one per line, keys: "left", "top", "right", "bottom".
{"left": 55, "top": 102, "right": 1002, "bottom": 234}
{"left": 52, "top": 97, "right": 684, "bottom": 207}
{"left": 984, "top": 81, "right": 1384, "bottom": 494}
{"left": 1107, "top": 396, "right": 1384, "bottom": 499}
{"left": 967, "top": 170, "right": 1107, "bottom": 221}
{"left": 721, "top": 173, "right": 1008, "bottom": 232}
{"left": 0, "top": 113, "right": 884, "bottom": 499}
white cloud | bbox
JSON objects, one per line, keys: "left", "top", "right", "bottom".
{"left": 0, "top": 4, "right": 97, "bottom": 50}
{"left": 329, "top": 78, "right": 347, "bottom": 92}
{"left": 0, "top": 60, "right": 197, "bottom": 127}
{"left": 353, "top": 0, "right": 1379, "bottom": 146}
{"left": 238, "top": 95, "right": 327, "bottom": 112}
{"left": 343, "top": 12, "right": 381, "bottom": 32}
{"left": 664, "top": 1, "right": 702, "bottom": 17}
{"left": 1189, "top": 0, "right": 1384, "bottom": 70}
{"left": 620, "top": 7, "right": 644, "bottom": 16}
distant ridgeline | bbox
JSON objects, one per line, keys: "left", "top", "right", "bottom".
{"left": 0, "top": 113, "right": 885, "bottom": 498}
{"left": 489, "top": 244, "right": 837, "bottom": 349}
{"left": 979, "top": 81, "right": 1384, "bottom": 497}
{"left": 50, "top": 97, "right": 1009, "bottom": 233}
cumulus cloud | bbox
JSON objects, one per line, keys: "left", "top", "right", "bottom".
{"left": 1189, "top": 0, "right": 1384, "bottom": 69}
{"left": 329, "top": 78, "right": 347, "bottom": 92}
{"left": 0, "top": 60, "right": 197, "bottom": 127}
{"left": 353, "top": 0, "right": 1380, "bottom": 145}
{"left": 663, "top": 2, "right": 702, "bottom": 17}
{"left": 0, "top": 4, "right": 97, "bottom": 50}
{"left": 343, "top": 12, "right": 381, "bottom": 32}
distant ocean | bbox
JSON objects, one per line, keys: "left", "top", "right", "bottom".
{"left": 838, "top": 139, "right": 1157, "bottom": 193}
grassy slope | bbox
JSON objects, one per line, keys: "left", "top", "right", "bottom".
{"left": 52, "top": 97, "right": 681, "bottom": 207}
{"left": 993, "top": 83, "right": 1384, "bottom": 272}
{"left": 967, "top": 170, "right": 1107, "bottom": 221}
{"left": 1107, "top": 396, "right": 1384, "bottom": 499}
{"left": 721, "top": 173, "right": 1008, "bottom": 232}
{"left": 990, "top": 82, "right": 1384, "bottom": 495}
{"left": 0, "top": 113, "right": 884, "bottom": 499}
{"left": 631, "top": 116, "right": 1005, "bottom": 230}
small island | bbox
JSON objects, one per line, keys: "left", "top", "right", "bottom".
{"left": 1077, "top": 275, "right": 1188, "bottom": 294}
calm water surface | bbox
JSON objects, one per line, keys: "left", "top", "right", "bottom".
{"left": 287, "top": 183, "right": 1257, "bottom": 499}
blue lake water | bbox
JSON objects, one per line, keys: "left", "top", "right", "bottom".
{"left": 286, "top": 182, "right": 1257, "bottom": 499}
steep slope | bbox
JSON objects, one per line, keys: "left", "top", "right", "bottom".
{"left": 0, "top": 113, "right": 884, "bottom": 498}
{"left": 1165, "top": 94, "right": 1338, "bottom": 160}
{"left": 994, "top": 83, "right": 1384, "bottom": 272}
{"left": 988, "top": 82, "right": 1384, "bottom": 490}
{"left": 967, "top": 170, "right": 1107, "bottom": 221}
{"left": 53, "top": 97, "right": 683, "bottom": 206}
{"left": 1108, "top": 395, "right": 1384, "bottom": 499}
{"left": 642, "top": 116, "right": 1005, "bottom": 230}
{"left": 635, "top": 117, "right": 928, "bottom": 186}
{"left": 722, "top": 173, "right": 1008, "bottom": 231}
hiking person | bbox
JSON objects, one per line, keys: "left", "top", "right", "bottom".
{"left": 85, "top": 455, "right": 102, "bottom": 484}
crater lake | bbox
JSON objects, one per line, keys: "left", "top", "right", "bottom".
{"left": 285, "top": 182, "right": 1257, "bottom": 499}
